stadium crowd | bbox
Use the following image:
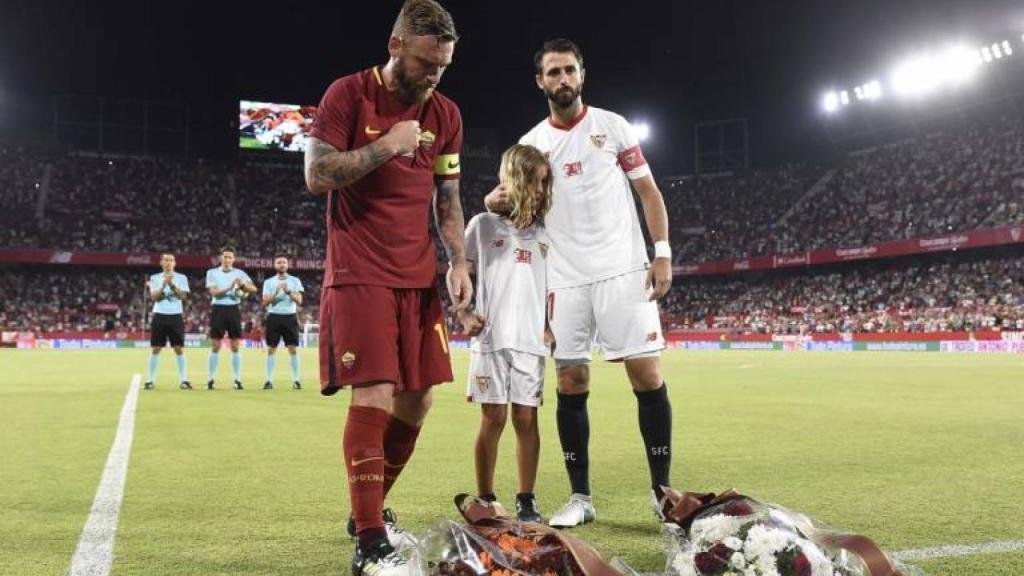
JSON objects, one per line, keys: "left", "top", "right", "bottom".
{"left": 4, "top": 113, "right": 1023, "bottom": 268}
{"left": 666, "top": 114, "right": 1024, "bottom": 262}
{"left": 662, "top": 253, "right": 1024, "bottom": 334}
{"left": 3, "top": 111, "right": 1024, "bottom": 338}
{"left": 4, "top": 252, "right": 1023, "bottom": 337}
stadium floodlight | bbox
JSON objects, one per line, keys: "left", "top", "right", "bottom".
{"left": 863, "top": 80, "right": 882, "bottom": 100}
{"left": 631, "top": 121, "right": 650, "bottom": 142}
{"left": 894, "top": 46, "right": 979, "bottom": 97}
{"left": 840, "top": 90, "right": 850, "bottom": 105}
{"left": 823, "top": 91, "right": 839, "bottom": 113}
{"left": 981, "top": 46, "right": 993, "bottom": 62}
{"left": 1002, "top": 40, "right": 1013, "bottom": 56}
{"left": 992, "top": 43, "right": 1003, "bottom": 59}
{"left": 854, "top": 86, "right": 865, "bottom": 100}
{"left": 940, "top": 45, "right": 981, "bottom": 84}
{"left": 892, "top": 56, "right": 939, "bottom": 96}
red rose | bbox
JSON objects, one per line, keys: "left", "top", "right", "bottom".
{"left": 694, "top": 543, "right": 733, "bottom": 575}
{"left": 791, "top": 552, "right": 812, "bottom": 576}
{"left": 723, "top": 500, "right": 756, "bottom": 516}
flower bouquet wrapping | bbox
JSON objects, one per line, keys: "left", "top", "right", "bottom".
{"left": 412, "top": 494, "right": 627, "bottom": 576}
{"left": 659, "top": 489, "right": 915, "bottom": 576}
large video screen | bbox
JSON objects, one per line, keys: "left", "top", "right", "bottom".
{"left": 239, "top": 100, "right": 316, "bottom": 153}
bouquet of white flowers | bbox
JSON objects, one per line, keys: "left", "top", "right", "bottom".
{"left": 659, "top": 489, "right": 913, "bottom": 576}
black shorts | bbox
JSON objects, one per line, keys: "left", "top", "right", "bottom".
{"left": 209, "top": 305, "right": 242, "bottom": 340}
{"left": 265, "top": 313, "right": 300, "bottom": 347}
{"left": 150, "top": 313, "right": 185, "bottom": 348}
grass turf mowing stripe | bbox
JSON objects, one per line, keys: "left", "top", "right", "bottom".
{"left": 67, "top": 374, "right": 141, "bottom": 576}
{"left": 634, "top": 538, "right": 1024, "bottom": 575}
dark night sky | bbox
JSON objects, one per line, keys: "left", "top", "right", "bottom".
{"left": 2, "top": 0, "right": 1023, "bottom": 171}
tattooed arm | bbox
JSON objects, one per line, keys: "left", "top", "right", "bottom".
{"left": 303, "top": 120, "right": 421, "bottom": 195}
{"left": 434, "top": 178, "right": 473, "bottom": 310}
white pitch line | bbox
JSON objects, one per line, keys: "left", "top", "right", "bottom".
{"left": 67, "top": 373, "right": 142, "bottom": 576}
{"left": 892, "top": 539, "right": 1024, "bottom": 562}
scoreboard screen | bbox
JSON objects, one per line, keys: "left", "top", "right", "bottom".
{"left": 238, "top": 100, "right": 316, "bottom": 153}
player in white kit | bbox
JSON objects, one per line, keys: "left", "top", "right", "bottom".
{"left": 485, "top": 39, "right": 675, "bottom": 528}
{"left": 459, "top": 144, "right": 554, "bottom": 524}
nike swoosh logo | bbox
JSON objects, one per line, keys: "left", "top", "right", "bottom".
{"left": 365, "top": 126, "right": 382, "bottom": 136}
{"left": 350, "top": 456, "right": 384, "bottom": 467}
{"left": 447, "top": 161, "right": 460, "bottom": 169}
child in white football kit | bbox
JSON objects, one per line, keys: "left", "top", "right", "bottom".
{"left": 458, "top": 144, "right": 553, "bottom": 523}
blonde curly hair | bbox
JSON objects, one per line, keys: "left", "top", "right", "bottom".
{"left": 498, "top": 144, "right": 553, "bottom": 230}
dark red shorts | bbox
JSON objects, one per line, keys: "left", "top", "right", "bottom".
{"left": 319, "top": 283, "right": 454, "bottom": 396}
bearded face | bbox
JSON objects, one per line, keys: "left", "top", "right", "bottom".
{"left": 545, "top": 83, "right": 581, "bottom": 109}
{"left": 536, "top": 51, "right": 584, "bottom": 110}
{"left": 393, "top": 54, "right": 437, "bottom": 104}
{"left": 389, "top": 35, "right": 454, "bottom": 105}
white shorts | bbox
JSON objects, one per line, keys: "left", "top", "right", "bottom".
{"left": 548, "top": 269, "right": 664, "bottom": 364}
{"left": 466, "top": 349, "right": 545, "bottom": 407}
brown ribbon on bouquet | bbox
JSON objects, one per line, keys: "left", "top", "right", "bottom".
{"left": 454, "top": 494, "right": 624, "bottom": 576}
{"left": 658, "top": 487, "right": 903, "bottom": 576}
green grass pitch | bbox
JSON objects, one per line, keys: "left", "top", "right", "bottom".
{"left": 2, "top": 349, "right": 1022, "bottom": 575}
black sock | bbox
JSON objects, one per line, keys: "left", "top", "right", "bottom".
{"left": 635, "top": 383, "right": 672, "bottom": 492}
{"left": 480, "top": 493, "right": 497, "bottom": 503}
{"left": 516, "top": 492, "right": 535, "bottom": 503}
{"left": 556, "top": 391, "right": 590, "bottom": 496}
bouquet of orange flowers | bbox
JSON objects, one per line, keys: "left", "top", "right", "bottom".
{"left": 412, "top": 495, "right": 626, "bottom": 576}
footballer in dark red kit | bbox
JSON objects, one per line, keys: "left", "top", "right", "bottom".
{"left": 302, "top": 1, "right": 472, "bottom": 574}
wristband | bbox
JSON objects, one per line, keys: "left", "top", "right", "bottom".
{"left": 653, "top": 241, "right": 672, "bottom": 260}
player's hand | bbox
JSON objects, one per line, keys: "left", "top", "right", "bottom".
{"left": 483, "top": 184, "right": 511, "bottom": 214}
{"left": 458, "top": 310, "right": 486, "bottom": 337}
{"left": 163, "top": 272, "right": 174, "bottom": 284}
{"left": 446, "top": 263, "right": 473, "bottom": 312}
{"left": 382, "top": 120, "right": 421, "bottom": 157}
{"left": 646, "top": 257, "right": 673, "bottom": 301}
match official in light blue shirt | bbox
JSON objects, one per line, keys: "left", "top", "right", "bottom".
{"left": 204, "top": 246, "right": 257, "bottom": 390}
{"left": 144, "top": 253, "right": 191, "bottom": 390}
{"left": 261, "top": 255, "right": 304, "bottom": 390}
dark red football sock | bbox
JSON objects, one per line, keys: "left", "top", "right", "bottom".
{"left": 343, "top": 405, "right": 390, "bottom": 548}
{"left": 381, "top": 416, "right": 422, "bottom": 499}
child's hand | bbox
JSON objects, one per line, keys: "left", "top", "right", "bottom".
{"left": 483, "top": 184, "right": 511, "bottom": 215}
{"left": 459, "top": 311, "right": 486, "bottom": 337}
{"left": 544, "top": 325, "right": 556, "bottom": 349}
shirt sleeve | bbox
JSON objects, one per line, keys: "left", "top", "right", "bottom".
{"left": 293, "top": 277, "right": 304, "bottom": 293}
{"left": 310, "top": 77, "right": 356, "bottom": 152}
{"left": 205, "top": 269, "right": 215, "bottom": 288}
{"left": 464, "top": 214, "right": 480, "bottom": 264}
{"left": 262, "top": 279, "right": 272, "bottom": 296}
{"left": 612, "top": 113, "right": 652, "bottom": 181}
{"left": 176, "top": 275, "right": 190, "bottom": 293}
{"left": 241, "top": 271, "right": 253, "bottom": 284}
{"left": 433, "top": 103, "right": 463, "bottom": 180}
